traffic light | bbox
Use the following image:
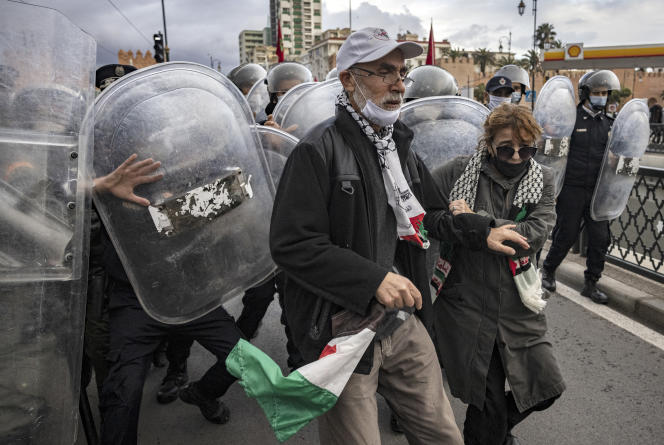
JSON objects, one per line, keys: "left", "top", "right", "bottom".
{"left": 153, "top": 32, "right": 164, "bottom": 63}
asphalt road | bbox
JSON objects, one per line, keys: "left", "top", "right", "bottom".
{"left": 79, "top": 285, "right": 664, "bottom": 445}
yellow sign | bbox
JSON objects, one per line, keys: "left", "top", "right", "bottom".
{"left": 565, "top": 43, "right": 584, "bottom": 60}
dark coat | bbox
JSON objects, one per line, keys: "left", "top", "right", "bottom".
{"left": 269, "top": 107, "right": 493, "bottom": 374}
{"left": 564, "top": 106, "right": 613, "bottom": 189}
{"left": 431, "top": 155, "right": 566, "bottom": 412}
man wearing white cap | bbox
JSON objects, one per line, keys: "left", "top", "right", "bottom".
{"left": 270, "top": 27, "right": 528, "bottom": 444}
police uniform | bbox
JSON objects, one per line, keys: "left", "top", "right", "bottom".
{"left": 543, "top": 105, "right": 613, "bottom": 294}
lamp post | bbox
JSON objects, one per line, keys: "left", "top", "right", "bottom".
{"left": 518, "top": 0, "right": 537, "bottom": 110}
{"left": 498, "top": 32, "right": 512, "bottom": 61}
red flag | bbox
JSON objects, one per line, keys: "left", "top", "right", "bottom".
{"left": 276, "top": 18, "right": 284, "bottom": 63}
{"left": 426, "top": 20, "right": 435, "bottom": 65}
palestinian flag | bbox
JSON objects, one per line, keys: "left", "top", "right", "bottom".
{"left": 226, "top": 304, "right": 389, "bottom": 442}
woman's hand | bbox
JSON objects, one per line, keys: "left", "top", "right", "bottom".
{"left": 449, "top": 199, "right": 473, "bottom": 215}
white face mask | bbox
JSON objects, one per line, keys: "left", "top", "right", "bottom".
{"left": 511, "top": 92, "right": 522, "bottom": 104}
{"left": 351, "top": 73, "right": 401, "bottom": 127}
{"left": 589, "top": 95, "right": 607, "bottom": 110}
{"left": 488, "top": 94, "right": 511, "bottom": 110}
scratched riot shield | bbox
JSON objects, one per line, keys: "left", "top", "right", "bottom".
{"left": 399, "top": 96, "right": 489, "bottom": 171}
{"left": 247, "top": 78, "right": 270, "bottom": 118}
{"left": 254, "top": 125, "right": 299, "bottom": 187}
{"left": 272, "top": 81, "right": 316, "bottom": 125}
{"left": 533, "top": 76, "right": 577, "bottom": 196}
{"left": 0, "top": 2, "right": 95, "bottom": 443}
{"left": 94, "top": 62, "right": 275, "bottom": 324}
{"left": 280, "top": 79, "right": 343, "bottom": 139}
{"left": 590, "top": 99, "right": 650, "bottom": 221}
{"left": 228, "top": 63, "right": 267, "bottom": 96}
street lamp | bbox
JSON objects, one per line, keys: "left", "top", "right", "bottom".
{"left": 518, "top": 0, "right": 537, "bottom": 110}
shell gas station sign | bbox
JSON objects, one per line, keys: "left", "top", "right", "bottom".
{"left": 543, "top": 43, "right": 664, "bottom": 69}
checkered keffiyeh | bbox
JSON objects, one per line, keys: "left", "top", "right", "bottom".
{"left": 336, "top": 91, "right": 429, "bottom": 249}
{"left": 449, "top": 139, "right": 544, "bottom": 210}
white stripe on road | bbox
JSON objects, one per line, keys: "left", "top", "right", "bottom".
{"left": 555, "top": 282, "right": 664, "bottom": 351}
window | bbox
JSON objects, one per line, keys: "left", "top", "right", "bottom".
{"left": 282, "top": 8, "right": 290, "bottom": 13}
{"left": 313, "top": 10, "right": 320, "bottom": 16}
{"left": 283, "top": 21, "right": 290, "bottom": 27}
{"left": 314, "top": 23, "right": 321, "bottom": 29}
{"left": 284, "top": 34, "right": 291, "bottom": 41}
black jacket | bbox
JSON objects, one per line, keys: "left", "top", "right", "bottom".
{"left": 563, "top": 106, "right": 613, "bottom": 188}
{"left": 269, "top": 107, "right": 493, "bottom": 373}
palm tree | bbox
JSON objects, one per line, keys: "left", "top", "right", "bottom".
{"left": 497, "top": 54, "right": 516, "bottom": 66}
{"left": 474, "top": 48, "right": 495, "bottom": 77}
{"left": 449, "top": 48, "right": 462, "bottom": 63}
{"left": 535, "top": 23, "right": 557, "bottom": 49}
{"left": 660, "top": 89, "right": 664, "bottom": 101}
{"left": 520, "top": 49, "right": 541, "bottom": 73}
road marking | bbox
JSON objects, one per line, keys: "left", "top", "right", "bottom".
{"left": 555, "top": 282, "right": 664, "bottom": 351}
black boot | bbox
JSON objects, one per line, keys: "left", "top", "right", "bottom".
{"left": 541, "top": 268, "right": 556, "bottom": 292}
{"left": 157, "top": 361, "right": 188, "bottom": 404}
{"left": 581, "top": 280, "right": 608, "bottom": 304}
{"left": 179, "top": 382, "right": 230, "bottom": 424}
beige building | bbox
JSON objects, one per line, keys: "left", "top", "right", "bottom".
{"left": 396, "top": 31, "right": 452, "bottom": 70}
{"left": 239, "top": 30, "right": 265, "bottom": 64}
{"left": 299, "top": 28, "right": 350, "bottom": 80}
{"left": 117, "top": 49, "right": 155, "bottom": 69}
{"left": 270, "top": 0, "right": 323, "bottom": 59}
{"left": 249, "top": 44, "right": 279, "bottom": 70}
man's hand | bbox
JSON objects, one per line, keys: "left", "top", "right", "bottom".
{"left": 450, "top": 199, "right": 473, "bottom": 215}
{"left": 487, "top": 224, "right": 530, "bottom": 256}
{"left": 94, "top": 154, "right": 163, "bottom": 207}
{"left": 376, "top": 272, "right": 422, "bottom": 310}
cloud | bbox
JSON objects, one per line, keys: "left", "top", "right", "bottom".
{"left": 323, "top": 1, "right": 425, "bottom": 40}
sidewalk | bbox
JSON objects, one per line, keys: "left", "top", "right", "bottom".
{"left": 541, "top": 241, "right": 664, "bottom": 335}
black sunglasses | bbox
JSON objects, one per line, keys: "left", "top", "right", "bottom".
{"left": 495, "top": 145, "right": 537, "bottom": 161}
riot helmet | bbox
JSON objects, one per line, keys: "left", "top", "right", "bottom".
{"left": 495, "top": 64, "right": 530, "bottom": 103}
{"left": 228, "top": 63, "right": 267, "bottom": 96}
{"left": 264, "top": 62, "right": 313, "bottom": 115}
{"left": 578, "top": 70, "right": 620, "bottom": 110}
{"left": 404, "top": 65, "right": 458, "bottom": 102}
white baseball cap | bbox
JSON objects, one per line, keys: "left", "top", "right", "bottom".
{"left": 336, "top": 27, "right": 423, "bottom": 73}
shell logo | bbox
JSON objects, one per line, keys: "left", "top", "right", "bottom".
{"left": 568, "top": 45, "right": 582, "bottom": 58}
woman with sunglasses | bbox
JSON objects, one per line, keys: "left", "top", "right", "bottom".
{"left": 429, "top": 103, "right": 566, "bottom": 445}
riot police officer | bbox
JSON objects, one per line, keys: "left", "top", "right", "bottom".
{"left": 484, "top": 75, "right": 514, "bottom": 110}
{"left": 495, "top": 64, "right": 530, "bottom": 104}
{"left": 404, "top": 65, "right": 458, "bottom": 102}
{"left": 227, "top": 63, "right": 267, "bottom": 96}
{"left": 257, "top": 62, "right": 313, "bottom": 125}
{"left": 541, "top": 70, "right": 621, "bottom": 304}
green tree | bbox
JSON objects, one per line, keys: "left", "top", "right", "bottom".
{"left": 474, "top": 48, "right": 495, "bottom": 77}
{"left": 497, "top": 54, "right": 516, "bottom": 66}
{"left": 610, "top": 87, "right": 632, "bottom": 105}
{"left": 535, "top": 23, "right": 557, "bottom": 49}
{"left": 474, "top": 83, "right": 486, "bottom": 102}
{"left": 449, "top": 48, "right": 462, "bottom": 63}
{"left": 519, "top": 49, "right": 541, "bottom": 73}
{"left": 660, "top": 89, "right": 664, "bottom": 101}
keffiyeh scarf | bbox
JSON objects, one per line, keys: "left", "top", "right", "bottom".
{"left": 336, "top": 91, "right": 429, "bottom": 249}
{"left": 432, "top": 141, "right": 547, "bottom": 314}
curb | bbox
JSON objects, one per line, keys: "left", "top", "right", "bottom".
{"left": 554, "top": 260, "right": 664, "bottom": 335}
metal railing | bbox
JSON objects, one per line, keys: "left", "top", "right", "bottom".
{"left": 606, "top": 165, "right": 664, "bottom": 283}
{"left": 648, "top": 123, "right": 664, "bottom": 153}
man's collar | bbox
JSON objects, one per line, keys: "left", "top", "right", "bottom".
{"left": 582, "top": 103, "right": 601, "bottom": 118}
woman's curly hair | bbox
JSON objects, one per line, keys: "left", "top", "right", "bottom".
{"left": 483, "top": 103, "right": 543, "bottom": 147}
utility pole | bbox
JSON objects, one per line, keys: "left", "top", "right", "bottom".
{"left": 349, "top": 0, "right": 352, "bottom": 31}
{"left": 161, "top": 0, "right": 169, "bottom": 61}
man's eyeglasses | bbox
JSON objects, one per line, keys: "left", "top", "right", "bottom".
{"left": 350, "top": 67, "right": 414, "bottom": 87}
{"left": 495, "top": 145, "right": 537, "bottom": 161}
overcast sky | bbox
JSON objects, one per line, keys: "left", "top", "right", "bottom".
{"left": 15, "top": 0, "right": 663, "bottom": 73}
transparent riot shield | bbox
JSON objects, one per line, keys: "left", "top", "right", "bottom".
{"left": 533, "top": 76, "right": 576, "bottom": 196}
{"left": 272, "top": 81, "right": 316, "bottom": 125}
{"left": 280, "top": 79, "right": 343, "bottom": 139}
{"left": 247, "top": 78, "right": 270, "bottom": 118}
{"left": 590, "top": 99, "right": 650, "bottom": 221}
{"left": 0, "top": 2, "right": 95, "bottom": 443}
{"left": 254, "top": 125, "right": 299, "bottom": 187}
{"left": 399, "top": 96, "right": 489, "bottom": 171}
{"left": 94, "top": 62, "right": 275, "bottom": 324}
